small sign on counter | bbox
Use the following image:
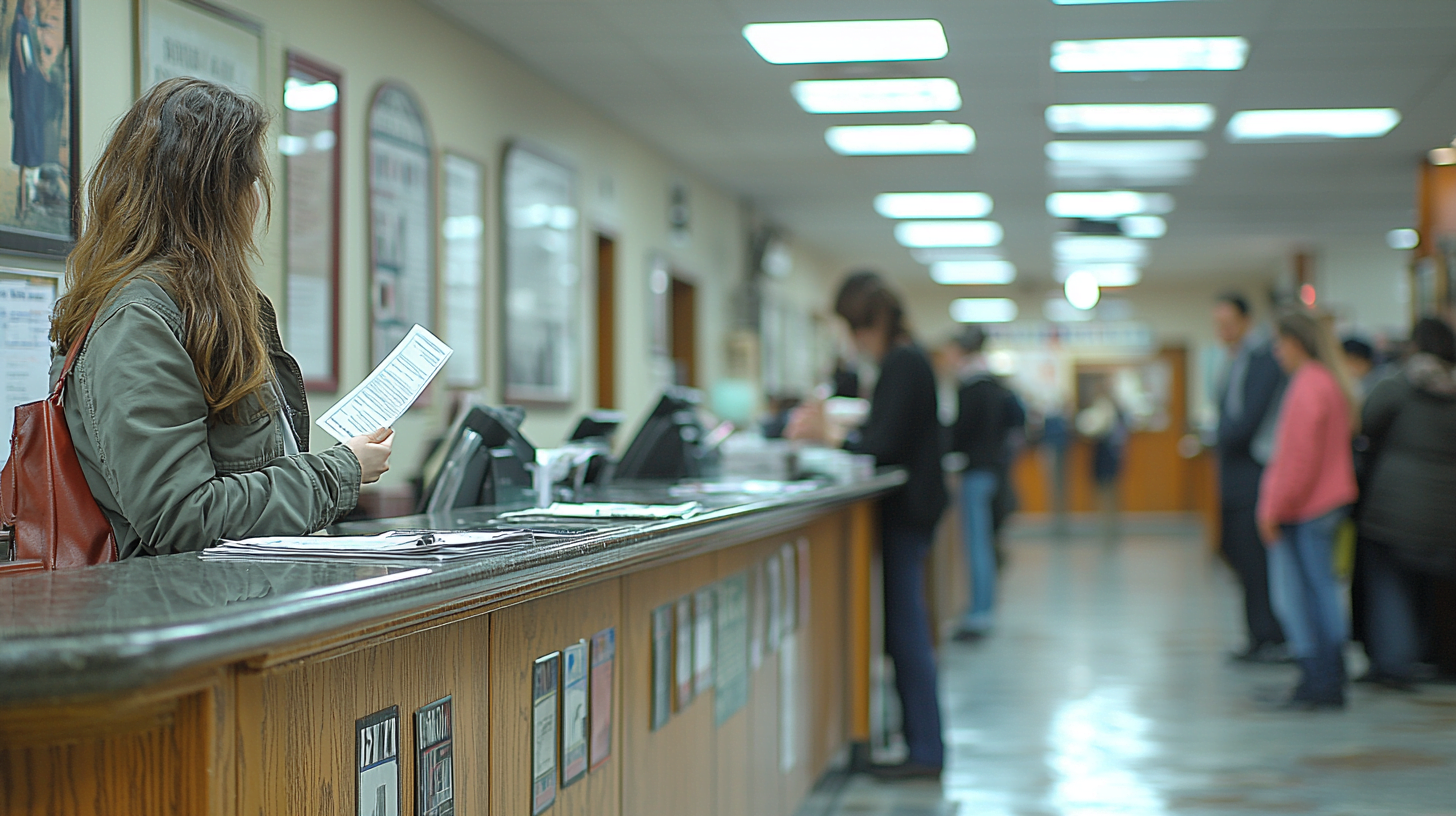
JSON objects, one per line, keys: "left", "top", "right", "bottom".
{"left": 532, "top": 653, "right": 560, "bottom": 814}
{"left": 415, "top": 697, "right": 455, "bottom": 816}
{"left": 589, "top": 627, "right": 616, "bottom": 768}
{"left": 561, "top": 641, "right": 589, "bottom": 787}
{"left": 357, "top": 706, "right": 401, "bottom": 816}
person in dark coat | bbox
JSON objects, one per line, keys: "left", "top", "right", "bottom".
{"left": 9, "top": 0, "right": 47, "bottom": 218}
{"left": 788, "top": 271, "right": 947, "bottom": 779}
{"left": 1213, "top": 293, "right": 1289, "bottom": 663}
{"left": 1358, "top": 318, "right": 1456, "bottom": 687}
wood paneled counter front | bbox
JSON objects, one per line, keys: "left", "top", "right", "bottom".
{"left": 0, "top": 472, "right": 902, "bottom": 816}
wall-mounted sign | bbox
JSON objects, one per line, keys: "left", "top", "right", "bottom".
{"left": 138, "top": 0, "right": 260, "bottom": 97}
{"left": 589, "top": 627, "right": 615, "bottom": 769}
{"left": 650, "top": 605, "right": 672, "bottom": 731}
{"left": 414, "top": 697, "right": 454, "bottom": 816}
{"left": 368, "top": 83, "right": 435, "bottom": 368}
{"left": 560, "top": 641, "right": 588, "bottom": 787}
{"left": 531, "top": 653, "right": 560, "bottom": 814}
{"left": 356, "top": 706, "right": 401, "bottom": 816}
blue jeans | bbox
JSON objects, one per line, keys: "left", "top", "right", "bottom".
{"left": 883, "top": 523, "right": 946, "bottom": 766}
{"left": 1268, "top": 508, "right": 1349, "bottom": 701}
{"left": 959, "top": 469, "right": 1000, "bottom": 633}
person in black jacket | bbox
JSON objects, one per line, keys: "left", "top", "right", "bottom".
{"left": 788, "top": 271, "right": 946, "bottom": 779}
{"left": 1359, "top": 318, "right": 1456, "bottom": 687}
{"left": 1213, "top": 293, "right": 1289, "bottom": 663}
{"left": 948, "top": 325, "right": 1024, "bottom": 641}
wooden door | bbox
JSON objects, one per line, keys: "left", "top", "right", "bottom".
{"left": 669, "top": 277, "right": 697, "bottom": 388}
{"left": 596, "top": 235, "right": 617, "bottom": 408}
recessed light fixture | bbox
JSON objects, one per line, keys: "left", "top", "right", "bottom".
{"left": 743, "top": 19, "right": 948, "bottom": 64}
{"left": 911, "top": 248, "right": 1003, "bottom": 264}
{"left": 1387, "top": 228, "right": 1419, "bottom": 250}
{"left": 895, "top": 220, "right": 1003, "bottom": 248}
{"left": 1226, "top": 109, "right": 1401, "bottom": 141}
{"left": 827, "top": 123, "right": 975, "bottom": 155}
{"left": 1051, "top": 37, "right": 1248, "bottom": 72}
{"left": 875, "top": 192, "right": 993, "bottom": 219}
{"left": 1120, "top": 216, "right": 1167, "bottom": 238}
{"left": 951, "top": 298, "right": 1018, "bottom": 323}
{"left": 1047, "top": 141, "right": 1207, "bottom": 163}
{"left": 1427, "top": 147, "right": 1456, "bottom": 166}
{"left": 931, "top": 261, "right": 1017, "bottom": 285}
{"left": 1047, "top": 191, "right": 1174, "bottom": 218}
{"left": 1056, "top": 263, "right": 1142, "bottom": 287}
{"left": 1046, "top": 104, "right": 1216, "bottom": 133}
{"left": 792, "top": 78, "right": 960, "bottom": 114}
{"left": 1064, "top": 271, "right": 1102, "bottom": 310}
{"left": 1055, "top": 235, "right": 1149, "bottom": 264}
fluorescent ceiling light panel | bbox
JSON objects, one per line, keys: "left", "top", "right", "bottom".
{"left": 1056, "top": 263, "right": 1142, "bottom": 286}
{"left": 743, "top": 19, "right": 948, "bottom": 64}
{"left": 1387, "top": 228, "right": 1419, "bottom": 250}
{"left": 1047, "top": 191, "right": 1173, "bottom": 218}
{"left": 1046, "top": 104, "right": 1215, "bottom": 133}
{"left": 1119, "top": 215, "right": 1167, "bottom": 238}
{"left": 931, "top": 261, "right": 1017, "bottom": 285}
{"left": 1052, "top": 37, "right": 1248, "bottom": 72}
{"left": 284, "top": 78, "right": 338, "bottom": 111}
{"left": 1430, "top": 147, "right": 1456, "bottom": 166}
{"left": 875, "top": 192, "right": 992, "bottom": 219}
{"left": 827, "top": 123, "right": 975, "bottom": 155}
{"left": 895, "top": 220, "right": 1003, "bottom": 248}
{"left": 1055, "top": 235, "right": 1149, "bottom": 264}
{"left": 792, "top": 78, "right": 960, "bottom": 114}
{"left": 1047, "top": 140, "right": 1207, "bottom": 163}
{"left": 951, "top": 298, "right": 1018, "bottom": 323}
{"left": 912, "top": 248, "right": 1003, "bottom": 264}
{"left": 1049, "top": 162, "right": 1197, "bottom": 184}
{"left": 1226, "top": 108, "right": 1401, "bottom": 141}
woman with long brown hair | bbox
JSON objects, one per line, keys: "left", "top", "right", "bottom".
{"left": 49, "top": 77, "right": 392, "bottom": 558}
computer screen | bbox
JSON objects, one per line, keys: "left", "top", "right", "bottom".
{"left": 419, "top": 403, "right": 536, "bottom": 513}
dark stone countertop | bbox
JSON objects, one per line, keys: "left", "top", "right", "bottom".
{"left": 0, "top": 472, "right": 902, "bottom": 704}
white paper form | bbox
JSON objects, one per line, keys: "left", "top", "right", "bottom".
{"left": 317, "top": 324, "right": 451, "bottom": 442}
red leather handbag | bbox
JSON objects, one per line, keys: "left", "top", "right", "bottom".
{"left": 0, "top": 319, "right": 118, "bottom": 570}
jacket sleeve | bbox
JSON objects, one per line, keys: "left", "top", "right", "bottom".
{"left": 950, "top": 382, "right": 974, "bottom": 455}
{"left": 1218, "top": 349, "right": 1283, "bottom": 453}
{"left": 848, "top": 351, "right": 926, "bottom": 467}
{"left": 76, "top": 303, "right": 361, "bottom": 554}
{"left": 1257, "top": 374, "right": 1323, "bottom": 526}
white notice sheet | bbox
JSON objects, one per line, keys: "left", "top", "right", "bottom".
{"left": 317, "top": 324, "right": 451, "bottom": 442}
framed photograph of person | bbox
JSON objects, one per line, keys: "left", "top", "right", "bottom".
{"left": 501, "top": 142, "right": 579, "bottom": 405}
{"left": 136, "top": 0, "right": 262, "bottom": 99}
{"left": 0, "top": 0, "right": 77, "bottom": 256}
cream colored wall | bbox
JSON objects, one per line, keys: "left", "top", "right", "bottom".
{"left": 59, "top": 0, "right": 840, "bottom": 492}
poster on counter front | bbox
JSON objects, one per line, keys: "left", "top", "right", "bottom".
{"left": 414, "top": 697, "right": 454, "bottom": 816}
{"left": 589, "top": 627, "right": 615, "bottom": 769}
{"left": 693, "top": 587, "right": 715, "bottom": 697}
{"left": 560, "top": 641, "right": 589, "bottom": 787}
{"left": 766, "top": 555, "right": 783, "bottom": 654}
{"left": 714, "top": 573, "right": 749, "bottom": 725}
{"left": 356, "top": 706, "right": 401, "bottom": 816}
{"left": 651, "top": 605, "right": 672, "bottom": 730}
{"left": 780, "top": 543, "right": 798, "bottom": 635}
{"left": 531, "top": 652, "right": 560, "bottom": 814}
{"left": 674, "top": 595, "right": 694, "bottom": 710}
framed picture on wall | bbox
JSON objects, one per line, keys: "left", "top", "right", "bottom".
{"left": 441, "top": 152, "right": 485, "bottom": 389}
{"left": 368, "top": 83, "right": 435, "bottom": 367}
{"left": 501, "top": 142, "right": 579, "bottom": 405}
{"left": 0, "top": 0, "right": 78, "bottom": 256}
{"left": 281, "top": 52, "right": 342, "bottom": 391}
{"left": 137, "top": 0, "right": 262, "bottom": 98}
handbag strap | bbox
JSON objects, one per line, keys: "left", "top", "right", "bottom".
{"left": 49, "top": 315, "right": 98, "bottom": 400}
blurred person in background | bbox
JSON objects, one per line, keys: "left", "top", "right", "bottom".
{"left": 1356, "top": 317, "right": 1456, "bottom": 689}
{"left": 1076, "top": 382, "right": 1127, "bottom": 542}
{"left": 1342, "top": 336, "right": 1394, "bottom": 399}
{"left": 787, "top": 271, "right": 946, "bottom": 779}
{"left": 1258, "top": 310, "right": 1359, "bottom": 710}
{"left": 947, "top": 325, "right": 1025, "bottom": 642}
{"left": 1213, "top": 293, "right": 1290, "bottom": 664}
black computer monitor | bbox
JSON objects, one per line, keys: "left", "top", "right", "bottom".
{"left": 567, "top": 409, "right": 626, "bottom": 445}
{"left": 614, "top": 387, "right": 719, "bottom": 481}
{"left": 419, "top": 403, "right": 536, "bottom": 513}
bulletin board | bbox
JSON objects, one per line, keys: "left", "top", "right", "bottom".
{"left": 0, "top": 268, "right": 59, "bottom": 468}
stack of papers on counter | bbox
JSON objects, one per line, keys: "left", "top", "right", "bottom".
{"left": 497, "top": 502, "right": 703, "bottom": 521}
{"left": 201, "top": 529, "right": 533, "bottom": 562}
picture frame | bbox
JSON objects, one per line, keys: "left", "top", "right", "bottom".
{"left": 367, "top": 82, "right": 435, "bottom": 367}
{"left": 136, "top": 0, "right": 262, "bottom": 98}
{"left": 501, "top": 142, "right": 579, "bottom": 405}
{"left": 281, "top": 52, "right": 342, "bottom": 391}
{"left": 441, "top": 151, "right": 485, "bottom": 388}
{"left": 0, "top": 0, "right": 78, "bottom": 257}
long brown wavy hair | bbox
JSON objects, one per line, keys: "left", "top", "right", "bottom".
{"left": 52, "top": 77, "right": 274, "bottom": 423}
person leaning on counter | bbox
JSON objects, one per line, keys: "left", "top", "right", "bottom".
{"left": 787, "top": 271, "right": 948, "bottom": 780}
{"left": 46, "top": 77, "right": 393, "bottom": 559}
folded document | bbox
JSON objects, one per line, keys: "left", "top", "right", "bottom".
{"left": 201, "top": 529, "right": 532, "bottom": 562}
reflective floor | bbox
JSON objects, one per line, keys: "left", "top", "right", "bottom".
{"left": 806, "top": 516, "right": 1456, "bottom": 816}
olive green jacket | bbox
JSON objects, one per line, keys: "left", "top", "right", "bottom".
{"left": 50, "top": 276, "right": 361, "bottom": 558}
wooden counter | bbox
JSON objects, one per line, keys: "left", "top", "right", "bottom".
{"left": 0, "top": 474, "right": 901, "bottom": 816}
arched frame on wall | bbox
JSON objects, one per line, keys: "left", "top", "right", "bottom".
{"left": 367, "top": 82, "right": 435, "bottom": 368}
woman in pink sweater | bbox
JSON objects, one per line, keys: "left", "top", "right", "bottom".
{"left": 1258, "top": 311, "right": 1359, "bottom": 709}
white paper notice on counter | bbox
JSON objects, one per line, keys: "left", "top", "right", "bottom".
{"left": 317, "top": 324, "right": 451, "bottom": 442}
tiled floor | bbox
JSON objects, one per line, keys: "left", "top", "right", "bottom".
{"left": 804, "top": 516, "right": 1456, "bottom": 816}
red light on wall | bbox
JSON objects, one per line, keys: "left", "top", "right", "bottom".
{"left": 1299, "top": 284, "right": 1316, "bottom": 306}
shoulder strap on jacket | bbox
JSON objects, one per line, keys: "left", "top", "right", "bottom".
{"left": 50, "top": 316, "right": 98, "bottom": 400}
